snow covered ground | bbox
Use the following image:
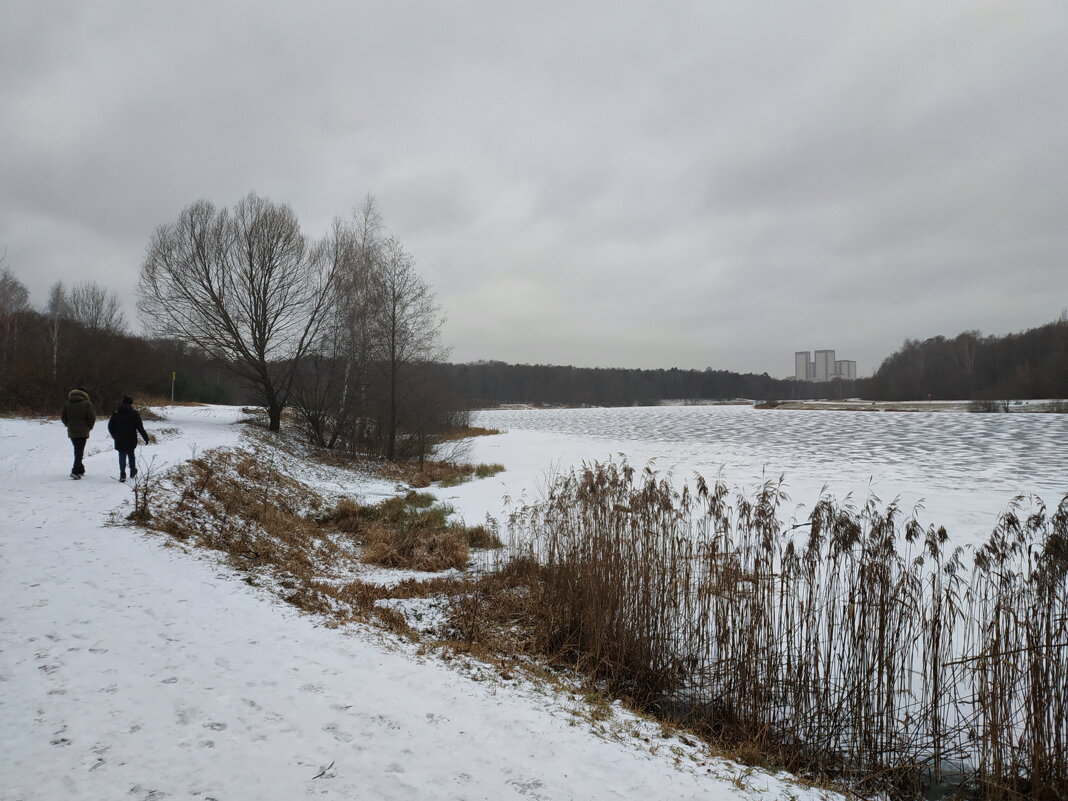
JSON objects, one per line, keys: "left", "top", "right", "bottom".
{"left": 0, "top": 405, "right": 836, "bottom": 801}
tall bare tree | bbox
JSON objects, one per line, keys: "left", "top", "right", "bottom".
{"left": 46, "top": 281, "right": 68, "bottom": 381}
{"left": 138, "top": 193, "right": 337, "bottom": 431}
{"left": 291, "top": 196, "right": 384, "bottom": 450}
{"left": 369, "top": 237, "right": 445, "bottom": 460}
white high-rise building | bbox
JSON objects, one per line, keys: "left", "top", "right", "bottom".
{"left": 793, "top": 349, "right": 856, "bottom": 382}
{"left": 813, "top": 350, "right": 835, "bottom": 382}
{"left": 834, "top": 360, "right": 857, "bottom": 381}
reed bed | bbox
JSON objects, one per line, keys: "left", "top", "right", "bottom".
{"left": 505, "top": 461, "right": 1068, "bottom": 799}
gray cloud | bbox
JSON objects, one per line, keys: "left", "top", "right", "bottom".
{"left": 2, "top": 0, "right": 1065, "bottom": 377}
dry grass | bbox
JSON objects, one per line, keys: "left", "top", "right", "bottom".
{"left": 474, "top": 463, "right": 505, "bottom": 479}
{"left": 363, "top": 521, "right": 469, "bottom": 571}
{"left": 434, "top": 426, "right": 502, "bottom": 442}
{"left": 320, "top": 491, "right": 501, "bottom": 570}
{"left": 153, "top": 449, "right": 332, "bottom": 572}
{"left": 142, "top": 447, "right": 492, "bottom": 633}
{"left": 381, "top": 459, "right": 471, "bottom": 488}
{"left": 137, "top": 394, "right": 207, "bottom": 409}
{"left": 380, "top": 459, "right": 505, "bottom": 488}
{"left": 0, "top": 407, "right": 42, "bottom": 419}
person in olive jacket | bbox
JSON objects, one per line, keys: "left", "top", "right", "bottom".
{"left": 61, "top": 386, "right": 96, "bottom": 479}
{"left": 107, "top": 395, "right": 150, "bottom": 482}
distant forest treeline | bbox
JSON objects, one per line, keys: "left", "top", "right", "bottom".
{"left": 437, "top": 316, "right": 1068, "bottom": 406}
{"left": 433, "top": 362, "right": 854, "bottom": 407}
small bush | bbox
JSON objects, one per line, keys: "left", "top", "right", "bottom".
{"left": 475, "top": 463, "right": 505, "bottom": 479}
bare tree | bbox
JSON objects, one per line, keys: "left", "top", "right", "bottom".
{"left": 290, "top": 196, "right": 385, "bottom": 451}
{"left": 46, "top": 281, "right": 69, "bottom": 381}
{"left": 368, "top": 237, "right": 445, "bottom": 460}
{"left": 67, "top": 281, "right": 127, "bottom": 335}
{"left": 138, "top": 193, "right": 338, "bottom": 431}
{"left": 0, "top": 259, "right": 31, "bottom": 377}
{"left": 0, "top": 261, "right": 29, "bottom": 317}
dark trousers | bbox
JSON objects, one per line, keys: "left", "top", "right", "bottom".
{"left": 118, "top": 449, "right": 136, "bottom": 477}
{"left": 70, "top": 437, "right": 87, "bottom": 475}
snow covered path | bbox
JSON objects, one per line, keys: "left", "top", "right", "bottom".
{"left": 0, "top": 407, "right": 771, "bottom": 801}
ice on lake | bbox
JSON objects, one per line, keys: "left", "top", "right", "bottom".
{"left": 444, "top": 405, "right": 1067, "bottom": 548}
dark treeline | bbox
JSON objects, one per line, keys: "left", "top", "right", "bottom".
{"left": 865, "top": 315, "right": 1068, "bottom": 401}
{"left": 439, "top": 316, "right": 1067, "bottom": 407}
{"left": 434, "top": 361, "right": 856, "bottom": 407}
{"left": 0, "top": 275, "right": 244, "bottom": 414}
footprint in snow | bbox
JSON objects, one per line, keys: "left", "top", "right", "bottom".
{"left": 324, "top": 723, "right": 352, "bottom": 743}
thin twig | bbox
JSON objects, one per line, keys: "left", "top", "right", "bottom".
{"left": 312, "top": 760, "right": 335, "bottom": 779}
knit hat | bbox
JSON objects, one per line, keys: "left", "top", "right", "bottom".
{"left": 121, "top": 395, "right": 134, "bottom": 405}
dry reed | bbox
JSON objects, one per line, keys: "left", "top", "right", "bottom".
{"left": 498, "top": 460, "right": 1068, "bottom": 800}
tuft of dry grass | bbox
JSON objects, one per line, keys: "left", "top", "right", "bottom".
{"left": 464, "top": 523, "right": 503, "bottom": 549}
{"left": 362, "top": 521, "right": 469, "bottom": 571}
{"left": 381, "top": 460, "right": 472, "bottom": 488}
{"left": 320, "top": 492, "right": 499, "bottom": 571}
{"left": 433, "top": 426, "right": 502, "bottom": 442}
{"left": 474, "top": 463, "right": 505, "bottom": 479}
{"left": 380, "top": 459, "right": 506, "bottom": 488}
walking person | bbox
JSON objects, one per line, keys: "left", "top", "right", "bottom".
{"left": 107, "top": 396, "right": 150, "bottom": 482}
{"left": 61, "top": 386, "right": 96, "bottom": 479}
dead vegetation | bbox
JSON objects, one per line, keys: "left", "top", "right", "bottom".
{"left": 379, "top": 459, "right": 505, "bottom": 488}
{"left": 320, "top": 491, "right": 500, "bottom": 571}
{"left": 140, "top": 447, "right": 500, "bottom": 632}
{"left": 433, "top": 425, "right": 502, "bottom": 441}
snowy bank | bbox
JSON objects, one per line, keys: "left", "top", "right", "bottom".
{"left": 0, "top": 405, "right": 835, "bottom": 801}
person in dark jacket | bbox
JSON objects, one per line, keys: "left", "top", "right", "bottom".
{"left": 61, "top": 387, "right": 96, "bottom": 479}
{"left": 107, "top": 395, "right": 150, "bottom": 482}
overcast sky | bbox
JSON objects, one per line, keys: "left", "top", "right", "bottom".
{"left": 2, "top": 1, "right": 1065, "bottom": 376}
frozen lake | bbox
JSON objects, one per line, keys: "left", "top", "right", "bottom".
{"left": 440, "top": 405, "right": 1067, "bottom": 547}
